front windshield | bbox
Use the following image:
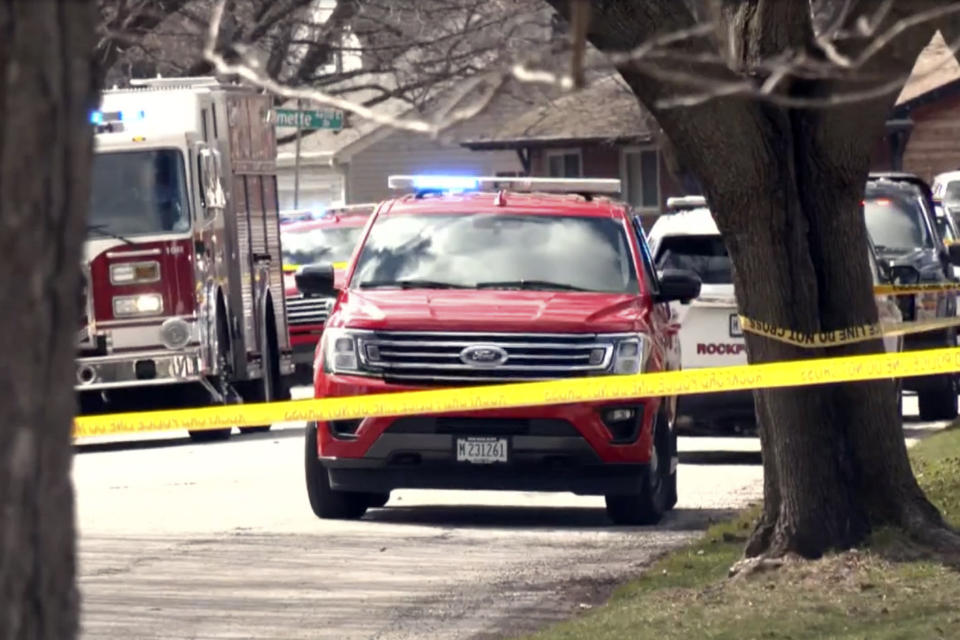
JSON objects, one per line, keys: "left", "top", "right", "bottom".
{"left": 351, "top": 213, "right": 638, "bottom": 293}
{"left": 655, "top": 234, "right": 732, "bottom": 285}
{"left": 945, "top": 181, "right": 960, "bottom": 207}
{"left": 88, "top": 149, "right": 190, "bottom": 237}
{"left": 282, "top": 225, "right": 366, "bottom": 266}
{"left": 863, "top": 190, "right": 934, "bottom": 250}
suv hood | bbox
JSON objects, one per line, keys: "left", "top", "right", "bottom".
{"left": 332, "top": 289, "right": 646, "bottom": 333}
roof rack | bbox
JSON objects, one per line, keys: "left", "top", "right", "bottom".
{"left": 387, "top": 175, "right": 622, "bottom": 197}
{"left": 665, "top": 195, "right": 707, "bottom": 211}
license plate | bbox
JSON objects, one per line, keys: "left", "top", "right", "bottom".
{"left": 729, "top": 314, "right": 743, "bottom": 337}
{"left": 456, "top": 437, "right": 508, "bottom": 464}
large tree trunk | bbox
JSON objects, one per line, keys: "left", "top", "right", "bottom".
{"left": 548, "top": 0, "right": 960, "bottom": 557}
{"left": 0, "top": 1, "right": 97, "bottom": 637}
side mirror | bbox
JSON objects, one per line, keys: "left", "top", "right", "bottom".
{"left": 948, "top": 243, "right": 960, "bottom": 267}
{"left": 295, "top": 263, "right": 337, "bottom": 298}
{"left": 888, "top": 264, "right": 921, "bottom": 286}
{"left": 655, "top": 268, "right": 702, "bottom": 304}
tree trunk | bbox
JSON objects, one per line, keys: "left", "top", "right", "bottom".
{"left": 0, "top": 1, "right": 97, "bottom": 638}
{"left": 546, "top": 0, "right": 960, "bottom": 558}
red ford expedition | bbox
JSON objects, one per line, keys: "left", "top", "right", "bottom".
{"left": 282, "top": 204, "right": 375, "bottom": 385}
{"left": 296, "top": 176, "right": 702, "bottom": 525}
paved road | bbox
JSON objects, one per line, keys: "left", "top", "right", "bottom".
{"left": 71, "top": 392, "right": 940, "bottom": 640}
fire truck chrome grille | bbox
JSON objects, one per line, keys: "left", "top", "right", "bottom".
{"left": 285, "top": 294, "right": 332, "bottom": 326}
{"left": 357, "top": 331, "right": 615, "bottom": 384}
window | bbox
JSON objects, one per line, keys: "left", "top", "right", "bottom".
{"left": 546, "top": 149, "right": 581, "bottom": 178}
{"left": 88, "top": 149, "right": 191, "bottom": 237}
{"left": 623, "top": 147, "right": 660, "bottom": 211}
{"left": 352, "top": 213, "right": 638, "bottom": 294}
{"left": 655, "top": 235, "right": 733, "bottom": 285}
{"left": 863, "top": 189, "right": 934, "bottom": 250}
{"left": 282, "top": 225, "right": 367, "bottom": 266}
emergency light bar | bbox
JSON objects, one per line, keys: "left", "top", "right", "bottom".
{"left": 665, "top": 195, "right": 707, "bottom": 211}
{"left": 387, "top": 175, "right": 622, "bottom": 195}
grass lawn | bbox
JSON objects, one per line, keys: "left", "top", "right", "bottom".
{"left": 524, "top": 426, "right": 960, "bottom": 640}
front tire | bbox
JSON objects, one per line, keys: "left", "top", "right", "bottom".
{"left": 918, "top": 375, "right": 958, "bottom": 421}
{"left": 305, "top": 423, "right": 369, "bottom": 520}
{"left": 605, "top": 409, "right": 672, "bottom": 526}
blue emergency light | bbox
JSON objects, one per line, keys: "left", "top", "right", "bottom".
{"left": 89, "top": 110, "right": 103, "bottom": 124}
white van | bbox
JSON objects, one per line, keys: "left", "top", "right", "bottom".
{"left": 647, "top": 196, "right": 903, "bottom": 434}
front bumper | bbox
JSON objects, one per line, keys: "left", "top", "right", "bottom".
{"left": 75, "top": 349, "right": 204, "bottom": 390}
{"left": 323, "top": 455, "right": 650, "bottom": 496}
{"left": 314, "top": 373, "right": 660, "bottom": 468}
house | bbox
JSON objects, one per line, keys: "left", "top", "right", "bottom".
{"left": 875, "top": 30, "right": 960, "bottom": 180}
{"left": 274, "top": 82, "right": 559, "bottom": 211}
{"left": 460, "top": 74, "right": 688, "bottom": 220}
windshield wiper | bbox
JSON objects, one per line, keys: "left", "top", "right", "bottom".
{"left": 358, "top": 279, "right": 472, "bottom": 289}
{"left": 475, "top": 279, "right": 589, "bottom": 291}
{"left": 87, "top": 224, "right": 134, "bottom": 245}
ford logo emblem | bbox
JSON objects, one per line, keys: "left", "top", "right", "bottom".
{"left": 459, "top": 344, "right": 508, "bottom": 368}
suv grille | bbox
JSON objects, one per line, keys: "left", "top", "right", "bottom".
{"left": 286, "top": 294, "right": 332, "bottom": 326}
{"left": 357, "top": 331, "right": 615, "bottom": 384}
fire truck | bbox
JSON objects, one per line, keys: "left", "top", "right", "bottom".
{"left": 77, "top": 77, "right": 294, "bottom": 441}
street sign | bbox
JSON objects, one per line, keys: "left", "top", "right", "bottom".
{"left": 275, "top": 108, "right": 343, "bottom": 130}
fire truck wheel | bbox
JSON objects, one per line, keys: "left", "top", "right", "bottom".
{"left": 305, "top": 423, "right": 368, "bottom": 520}
{"left": 239, "top": 310, "right": 286, "bottom": 434}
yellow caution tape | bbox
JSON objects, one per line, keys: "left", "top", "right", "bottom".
{"left": 874, "top": 282, "right": 960, "bottom": 296}
{"left": 739, "top": 315, "right": 960, "bottom": 348}
{"left": 73, "top": 346, "right": 960, "bottom": 438}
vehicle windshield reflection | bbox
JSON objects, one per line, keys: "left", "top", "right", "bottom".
{"left": 351, "top": 213, "right": 638, "bottom": 293}
{"left": 282, "top": 226, "right": 366, "bottom": 265}
{"left": 863, "top": 190, "right": 934, "bottom": 250}
{"left": 88, "top": 149, "right": 190, "bottom": 237}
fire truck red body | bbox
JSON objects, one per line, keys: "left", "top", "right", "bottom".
{"left": 77, "top": 77, "right": 294, "bottom": 440}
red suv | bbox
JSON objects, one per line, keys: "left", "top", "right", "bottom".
{"left": 296, "top": 176, "right": 701, "bottom": 525}
{"left": 282, "top": 205, "right": 375, "bottom": 385}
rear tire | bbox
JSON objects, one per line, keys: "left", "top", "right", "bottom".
{"left": 605, "top": 408, "right": 671, "bottom": 526}
{"left": 305, "top": 423, "right": 368, "bottom": 520}
{"left": 918, "top": 376, "right": 958, "bottom": 421}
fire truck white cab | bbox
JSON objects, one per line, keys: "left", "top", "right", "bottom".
{"left": 77, "top": 77, "right": 294, "bottom": 441}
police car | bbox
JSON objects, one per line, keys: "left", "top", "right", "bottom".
{"left": 647, "top": 195, "right": 904, "bottom": 434}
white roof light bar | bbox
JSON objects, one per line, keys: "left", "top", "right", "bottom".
{"left": 666, "top": 195, "right": 707, "bottom": 210}
{"left": 387, "top": 175, "right": 622, "bottom": 195}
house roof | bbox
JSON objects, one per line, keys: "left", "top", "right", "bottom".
{"left": 461, "top": 74, "right": 653, "bottom": 150}
{"left": 896, "top": 30, "right": 960, "bottom": 107}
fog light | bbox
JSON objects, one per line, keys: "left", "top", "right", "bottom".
{"left": 160, "top": 318, "right": 191, "bottom": 349}
{"left": 329, "top": 419, "right": 362, "bottom": 439}
{"left": 601, "top": 406, "right": 642, "bottom": 443}
{"left": 605, "top": 408, "right": 635, "bottom": 423}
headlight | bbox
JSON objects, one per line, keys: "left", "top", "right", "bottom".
{"left": 110, "top": 261, "right": 160, "bottom": 285}
{"left": 612, "top": 336, "right": 648, "bottom": 374}
{"left": 113, "top": 293, "right": 163, "bottom": 317}
{"left": 160, "top": 318, "right": 191, "bottom": 349}
{"left": 322, "top": 328, "right": 359, "bottom": 372}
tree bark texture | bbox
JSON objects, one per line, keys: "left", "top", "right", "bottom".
{"left": 547, "top": 0, "right": 959, "bottom": 557}
{"left": 0, "top": 1, "right": 97, "bottom": 638}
